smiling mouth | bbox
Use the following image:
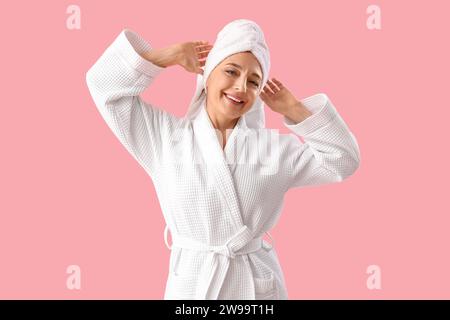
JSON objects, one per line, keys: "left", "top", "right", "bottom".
{"left": 223, "top": 93, "right": 245, "bottom": 106}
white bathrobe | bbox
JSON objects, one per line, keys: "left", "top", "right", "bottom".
{"left": 86, "top": 29, "right": 361, "bottom": 300}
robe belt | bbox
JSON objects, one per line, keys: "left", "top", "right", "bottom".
{"left": 165, "top": 225, "right": 266, "bottom": 299}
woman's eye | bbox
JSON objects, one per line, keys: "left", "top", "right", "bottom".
{"left": 226, "top": 70, "right": 259, "bottom": 87}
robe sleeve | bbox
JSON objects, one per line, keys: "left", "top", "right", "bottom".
{"left": 86, "top": 28, "right": 171, "bottom": 178}
{"left": 282, "top": 93, "right": 361, "bottom": 189}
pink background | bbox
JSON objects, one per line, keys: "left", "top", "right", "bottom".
{"left": 1, "top": 0, "right": 449, "bottom": 299}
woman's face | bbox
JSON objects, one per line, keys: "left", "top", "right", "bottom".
{"left": 205, "top": 51, "right": 263, "bottom": 123}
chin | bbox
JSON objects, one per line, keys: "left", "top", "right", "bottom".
{"left": 221, "top": 95, "right": 251, "bottom": 118}
{"left": 220, "top": 107, "right": 240, "bottom": 121}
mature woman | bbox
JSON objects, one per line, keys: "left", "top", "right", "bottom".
{"left": 86, "top": 19, "right": 360, "bottom": 300}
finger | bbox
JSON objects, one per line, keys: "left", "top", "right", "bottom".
{"left": 196, "top": 43, "right": 213, "bottom": 50}
{"left": 267, "top": 80, "right": 279, "bottom": 92}
{"left": 272, "top": 78, "right": 284, "bottom": 89}
{"left": 260, "top": 91, "right": 270, "bottom": 103}
{"left": 197, "top": 42, "right": 212, "bottom": 47}
{"left": 194, "top": 40, "right": 209, "bottom": 45}
{"left": 196, "top": 46, "right": 212, "bottom": 52}
{"left": 197, "top": 50, "right": 211, "bottom": 59}
{"left": 263, "top": 84, "right": 275, "bottom": 95}
{"left": 197, "top": 45, "right": 212, "bottom": 50}
{"left": 196, "top": 47, "right": 212, "bottom": 56}
{"left": 197, "top": 45, "right": 212, "bottom": 51}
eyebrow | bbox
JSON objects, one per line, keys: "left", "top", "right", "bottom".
{"left": 225, "top": 63, "right": 262, "bottom": 80}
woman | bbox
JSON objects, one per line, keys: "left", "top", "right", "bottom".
{"left": 86, "top": 19, "right": 360, "bottom": 300}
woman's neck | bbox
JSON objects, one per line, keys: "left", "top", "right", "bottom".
{"left": 205, "top": 105, "right": 239, "bottom": 149}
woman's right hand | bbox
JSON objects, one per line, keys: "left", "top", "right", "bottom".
{"left": 174, "top": 41, "right": 213, "bottom": 75}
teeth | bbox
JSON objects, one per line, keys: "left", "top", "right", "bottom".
{"left": 225, "top": 94, "right": 243, "bottom": 103}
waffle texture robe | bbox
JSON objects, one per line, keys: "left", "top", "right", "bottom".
{"left": 86, "top": 29, "right": 361, "bottom": 300}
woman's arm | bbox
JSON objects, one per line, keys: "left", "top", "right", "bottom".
{"left": 283, "top": 93, "right": 361, "bottom": 188}
{"left": 281, "top": 100, "right": 313, "bottom": 124}
{"left": 86, "top": 29, "right": 180, "bottom": 178}
{"left": 260, "top": 79, "right": 360, "bottom": 188}
{"left": 140, "top": 45, "right": 181, "bottom": 68}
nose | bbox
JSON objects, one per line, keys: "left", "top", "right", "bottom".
{"left": 234, "top": 77, "right": 247, "bottom": 93}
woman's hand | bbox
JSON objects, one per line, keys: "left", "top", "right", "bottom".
{"left": 175, "top": 41, "right": 213, "bottom": 75}
{"left": 260, "top": 78, "right": 313, "bottom": 124}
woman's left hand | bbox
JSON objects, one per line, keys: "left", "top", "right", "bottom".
{"left": 260, "top": 78, "right": 313, "bottom": 123}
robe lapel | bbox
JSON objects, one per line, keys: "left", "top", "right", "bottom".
{"left": 223, "top": 111, "right": 249, "bottom": 176}
{"left": 192, "top": 102, "right": 247, "bottom": 230}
